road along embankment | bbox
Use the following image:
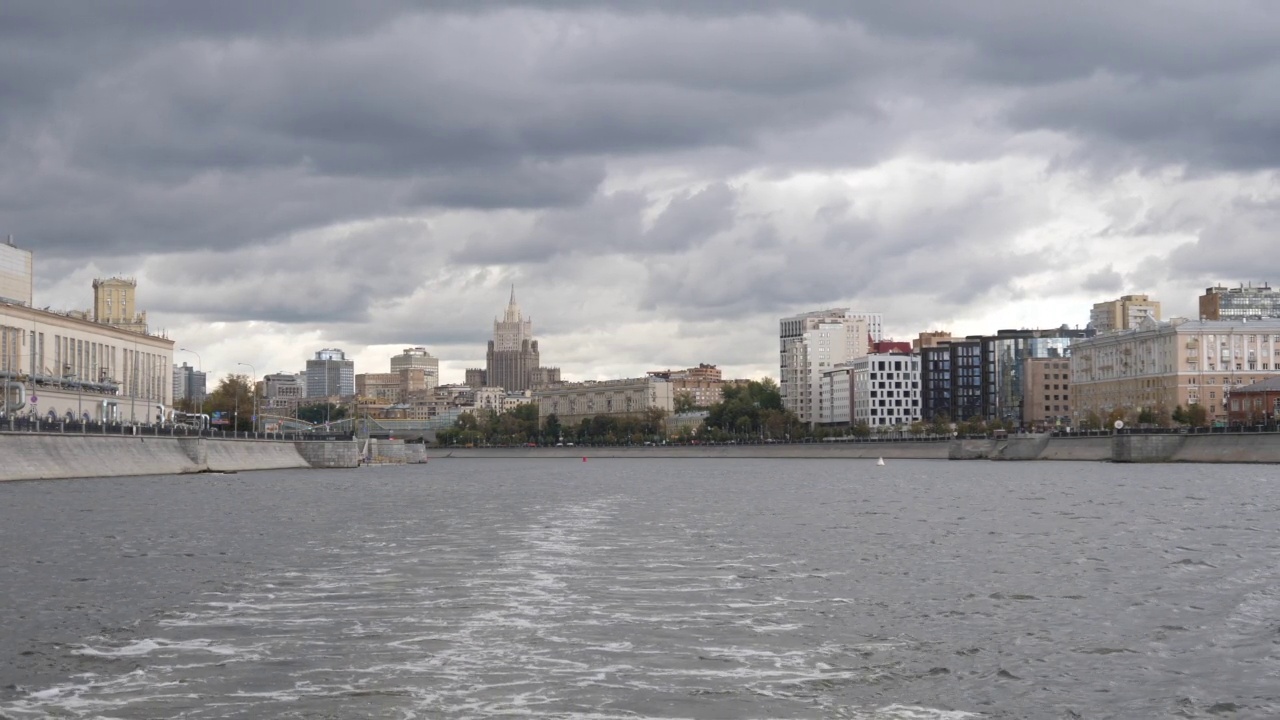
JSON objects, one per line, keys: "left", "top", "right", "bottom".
{"left": 0, "top": 433, "right": 361, "bottom": 481}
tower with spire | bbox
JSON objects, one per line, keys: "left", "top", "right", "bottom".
{"left": 484, "top": 285, "right": 541, "bottom": 391}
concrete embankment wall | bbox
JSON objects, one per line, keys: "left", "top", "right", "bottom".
{"left": 0, "top": 433, "right": 360, "bottom": 481}
{"left": 1111, "top": 433, "right": 1280, "bottom": 464}
{"left": 1, "top": 433, "right": 204, "bottom": 480}
{"left": 1037, "top": 436, "right": 1113, "bottom": 462}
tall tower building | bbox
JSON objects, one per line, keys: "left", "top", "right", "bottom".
{"left": 779, "top": 308, "right": 880, "bottom": 425}
{"left": 305, "top": 348, "right": 355, "bottom": 398}
{"left": 485, "top": 287, "right": 541, "bottom": 391}
{"left": 1090, "top": 294, "right": 1161, "bottom": 332}
{"left": 92, "top": 277, "right": 149, "bottom": 334}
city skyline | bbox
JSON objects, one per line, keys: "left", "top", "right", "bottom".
{"left": 6, "top": 3, "right": 1280, "bottom": 385}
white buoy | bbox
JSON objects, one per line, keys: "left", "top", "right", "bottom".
{"left": 877, "top": 457, "right": 885, "bottom": 466}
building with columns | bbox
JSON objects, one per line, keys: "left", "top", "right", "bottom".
{"left": 1, "top": 240, "right": 172, "bottom": 422}
{"left": 1069, "top": 317, "right": 1280, "bottom": 426}
{"left": 535, "top": 377, "right": 674, "bottom": 428}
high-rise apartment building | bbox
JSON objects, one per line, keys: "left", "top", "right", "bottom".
{"left": 390, "top": 347, "right": 440, "bottom": 391}
{"left": 1090, "top": 294, "right": 1160, "bottom": 332}
{"left": 305, "top": 348, "right": 354, "bottom": 398}
{"left": 920, "top": 337, "right": 982, "bottom": 423}
{"left": 1199, "top": 283, "right": 1280, "bottom": 320}
{"left": 779, "top": 308, "right": 881, "bottom": 425}
{"left": 172, "top": 362, "right": 207, "bottom": 409}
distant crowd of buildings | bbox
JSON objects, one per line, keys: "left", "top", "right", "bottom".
{"left": 780, "top": 288, "right": 1280, "bottom": 431}
{"left": 6, "top": 233, "right": 1280, "bottom": 431}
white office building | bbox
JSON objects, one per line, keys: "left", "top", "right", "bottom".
{"left": 779, "top": 308, "right": 882, "bottom": 425}
{"left": 852, "top": 353, "right": 922, "bottom": 428}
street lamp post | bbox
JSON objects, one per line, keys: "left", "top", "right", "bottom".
{"left": 178, "top": 348, "right": 202, "bottom": 415}
{"left": 177, "top": 345, "right": 202, "bottom": 412}
{"left": 238, "top": 362, "right": 257, "bottom": 433}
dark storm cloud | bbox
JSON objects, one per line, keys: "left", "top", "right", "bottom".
{"left": 454, "top": 182, "right": 738, "bottom": 264}
{"left": 5, "top": 0, "right": 1280, "bottom": 348}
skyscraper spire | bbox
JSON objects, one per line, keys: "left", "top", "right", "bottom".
{"left": 503, "top": 284, "right": 522, "bottom": 323}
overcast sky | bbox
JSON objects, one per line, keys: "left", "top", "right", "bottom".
{"left": 6, "top": 1, "right": 1280, "bottom": 384}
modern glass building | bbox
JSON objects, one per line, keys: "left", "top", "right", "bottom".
{"left": 1199, "top": 284, "right": 1280, "bottom": 320}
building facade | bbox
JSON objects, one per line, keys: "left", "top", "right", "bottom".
{"left": 851, "top": 353, "right": 921, "bottom": 428}
{"left": 983, "top": 327, "right": 1087, "bottom": 426}
{"left": 647, "top": 363, "right": 725, "bottom": 408}
{"left": 486, "top": 287, "right": 541, "bottom": 391}
{"left": 779, "top": 308, "right": 880, "bottom": 425}
{"left": 263, "top": 372, "right": 304, "bottom": 414}
{"left": 0, "top": 239, "right": 32, "bottom": 306}
{"left": 92, "top": 277, "right": 149, "bottom": 334}
{"left": 1070, "top": 318, "right": 1280, "bottom": 426}
{"left": 305, "top": 348, "right": 355, "bottom": 399}
{"left": 1199, "top": 284, "right": 1280, "bottom": 320}
{"left": 464, "top": 368, "right": 487, "bottom": 389}
{"left": 1225, "top": 377, "right": 1280, "bottom": 424}
{"left": 2, "top": 243, "right": 171, "bottom": 423}
{"left": 534, "top": 377, "right": 674, "bottom": 428}
{"left": 172, "top": 361, "right": 207, "bottom": 409}
{"left": 1090, "top": 294, "right": 1161, "bottom": 332}
{"left": 390, "top": 347, "right": 439, "bottom": 390}
{"left": 1021, "top": 356, "right": 1072, "bottom": 428}
{"left": 920, "top": 337, "right": 982, "bottom": 423}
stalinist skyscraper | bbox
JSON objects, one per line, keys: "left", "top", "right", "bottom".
{"left": 484, "top": 286, "right": 541, "bottom": 391}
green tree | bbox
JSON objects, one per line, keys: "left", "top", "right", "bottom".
{"left": 543, "top": 413, "right": 562, "bottom": 444}
{"left": 1186, "top": 403, "right": 1208, "bottom": 427}
{"left": 206, "top": 374, "right": 252, "bottom": 431}
{"left": 929, "top": 413, "right": 952, "bottom": 436}
{"left": 673, "top": 391, "right": 698, "bottom": 413}
{"left": 297, "top": 402, "right": 347, "bottom": 426}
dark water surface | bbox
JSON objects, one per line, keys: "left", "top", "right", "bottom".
{"left": 2, "top": 459, "right": 1279, "bottom": 719}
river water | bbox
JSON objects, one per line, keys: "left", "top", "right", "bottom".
{"left": 1, "top": 459, "right": 1278, "bottom": 719}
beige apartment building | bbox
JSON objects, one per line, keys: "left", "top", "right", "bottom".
{"left": 535, "top": 376, "right": 674, "bottom": 427}
{"left": 1021, "top": 356, "right": 1072, "bottom": 428}
{"left": 1070, "top": 318, "right": 1280, "bottom": 425}
{"left": 356, "top": 368, "right": 430, "bottom": 404}
{"left": 1089, "top": 294, "right": 1161, "bottom": 333}
{"left": 647, "top": 363, "right": 726, "bottom": 408}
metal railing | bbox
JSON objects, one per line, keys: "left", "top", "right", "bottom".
{"left": 0, "top": 415, "right": 353, "bottom": 441}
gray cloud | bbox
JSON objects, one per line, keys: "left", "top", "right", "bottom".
{"left": 7, "top": 1, "right": 1280, "bottom": 380}
{"left": 1083, "top": 266, "right": 1124, "bottom": 294}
